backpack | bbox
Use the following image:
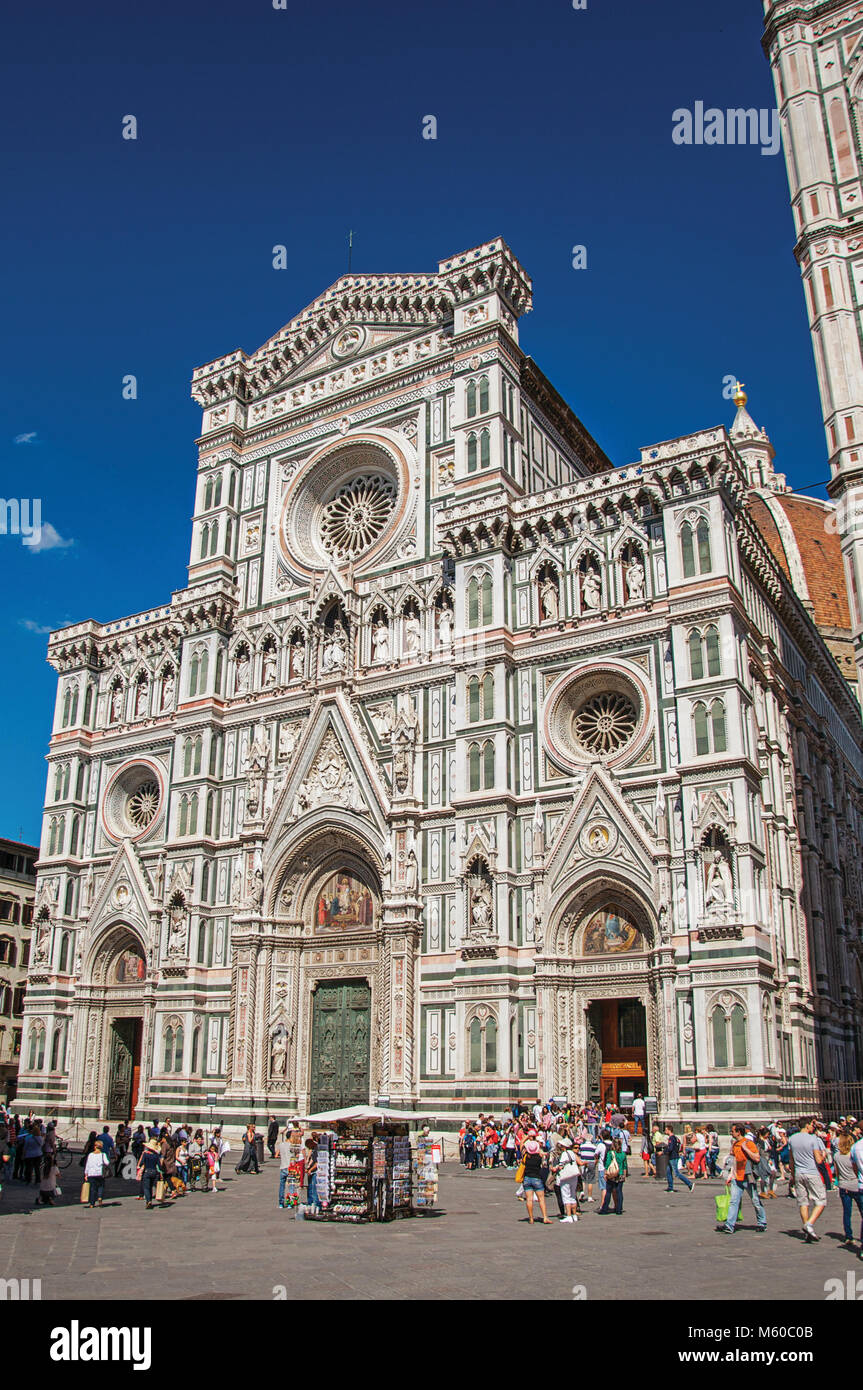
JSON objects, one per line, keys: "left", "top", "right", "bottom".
{"left": 606, "top": 1153, "right": 620, "bottom": 1180}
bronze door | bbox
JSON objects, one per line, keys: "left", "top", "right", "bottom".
{"left": 310, "top": 981, "right": 371, "bottom": 1111}
{"left": 106, "top": 1018, "right": 141, "bottom": 1120}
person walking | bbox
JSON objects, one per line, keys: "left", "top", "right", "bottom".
{"left": 598, "top": 1137, "right": 628, "bottom": 1214}
{"left": 266, "top": 1114, "right": 279, "bottom": 1160}
{"left": 665, "top": 1125, "right": 693, "bottom": 1193}
{"left": 84, "top": 1140, "right": 110, "bottom": 1208}
{"left": 707, "top": 1125, "right": 721, "bottom": 1178}
{"left": 304, "top": 1135, "right": 319, "bottom": 1212}
{"left": 277, "top": 1124, "right": 304, "bottom": 1208}
{"left": 834, "top": 1126, "right": 863, "bottom": 1253}
{"left": 235, "top": 1124, "right": 259, "bottom": 1175}
{"left": 21, "top": 1124, "right": 44, "bottom": 1186}
{"left": 756, "top": 1126, "right": 778, "bottom": 1200}
{"left": 692, "top": 1128, "right": 709, "bottom": 1179}
{"left": 720, "top": 1123, "right": 767, "bottom": 1235}
{"left": 520, "top": 1135, "right": 552, "bottom": 1225}
{"left": 788, "top": 1116, "right": 828, "bottom": 1242}
{"left": 137, "top": 1139, "right": 163, "bottom": 1208}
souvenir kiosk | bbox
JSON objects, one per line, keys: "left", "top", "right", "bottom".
{"left": 298, "top": 1105, "right": 437, "bottom": 1223}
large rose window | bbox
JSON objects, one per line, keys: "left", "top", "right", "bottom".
{"left": 572, "top": 691, "right": 638, "bottom": 756}
{"left": 319, "top": 475, "right": 396, "bottom": 562}
{"left": 543, "top": 663, "right": 649, "bottom": 770}
{"left": 103, "top": 762, "right": 164, "bottom": 841}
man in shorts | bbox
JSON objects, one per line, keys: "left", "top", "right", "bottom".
{"left": 788, "top": 1116, "right": 828, "bottom": 1242}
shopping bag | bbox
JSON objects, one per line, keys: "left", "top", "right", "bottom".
{"left": 54, "top": 1186, "right": 62, "bottom": 1197}
{"left": 714, "top": 1191, "right": 730, "bottom": 1223}
{"left": 155, "top": 1179, "right": 166, "bottom": 1203}
{"left": 515, "top": 1183, "right": 525, "bottom": 1200}
{"left": 80, "top": 1180, "right": 90, "bottom": 1204}
{"left": 515, "top": 1160, "right": 525, "bottom": 1182}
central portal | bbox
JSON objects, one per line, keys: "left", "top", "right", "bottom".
{"left": 106, "top": 1017, "right": 142, "bottom": 1120}
{"left": 587, "top": 999, "right": 648, "bottom": 1107}
{"left": 309, "top": 979, "right": 372, "bottom": 1111}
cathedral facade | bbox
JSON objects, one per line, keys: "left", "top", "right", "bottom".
{"left": 15, "top": 238, "right": 863, "bottom": 1125}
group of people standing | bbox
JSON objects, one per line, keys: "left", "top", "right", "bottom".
{"left": 0, "top": 1107, "right": 63, "bottom": 1206}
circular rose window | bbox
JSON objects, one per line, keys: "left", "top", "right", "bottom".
{"left": 572, "top": 691, "right": 637, "bottom": 756}
{"left": 279, "top": 436, "right": 410, "bottom": 577}
{"left": 103, "top": 762, "right": 164, "bottom": 841}
{"left": 319, "top": 475, "right": 396, "bottom": 562}
{"left": 543, "top": 664, "right": 649, "bottom": 769}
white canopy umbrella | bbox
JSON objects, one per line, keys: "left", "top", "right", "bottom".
{"left": 296, "top": 1104, "right": 431, "bottom": 1125}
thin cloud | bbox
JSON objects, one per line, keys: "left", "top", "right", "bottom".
{"left": 23, "top": 522, "right": 74, "bottom": 554}
{"left": 14, "top": 432, "right": 37, "bottom": 444}
{"left": 19, "top": 619, "right": 54, "bottom": 635}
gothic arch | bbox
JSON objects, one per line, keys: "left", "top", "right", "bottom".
{"left": 547, "top": 875, "right": 657, "bottom": 959}
{"left": 265, "top": 816, "right": 385, "bottom": 919}
{"left": 83, "top": 920, "right": 148, "bottom": 988}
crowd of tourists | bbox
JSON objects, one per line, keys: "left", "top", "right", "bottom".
{"left": 456, "top": 1101, "right": 863, "bottom": 1250}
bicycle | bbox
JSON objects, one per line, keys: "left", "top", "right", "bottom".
{"left": 55, "top": 1139, "right": 74, "bottom": 1171}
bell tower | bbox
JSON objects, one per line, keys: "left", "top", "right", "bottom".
{"left": 763, "top": 0, "right": 863, "bottom": 696}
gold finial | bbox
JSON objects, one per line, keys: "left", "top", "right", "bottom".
{"left": 733, "top": 380, "right": 747, "bottom": 409}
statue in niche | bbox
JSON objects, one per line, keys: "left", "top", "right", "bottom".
{"left": 161, "top": 669, "right": 175, "bottom": 710}
{"left": 289, "top": 638, "right": 305, "bottom": 680}
{"left": 244, "top": 728, "right": 269, "bottom": 819}
{"left": 470, "top": 882, "right": 493, "bottom": 936}
{"left": 437, "top": 596, "right": 454, "bottom": 650}
{"left": 539, "top": 575, "right": 559, "bottom": 622}
{"left": 167, "top": 897, "right": 187, "bottom": 957}
{"left": 82, "top": 863, "right": 95, "bottom": 910}
{"left": 262, "top": 646, "right": 278, "bottom": 688}
{"left": 321, "top": 619, "right": 347, "bottom": 674}
{"left": 247, "top": 867, "right": 264, "bottom": 910}
{"left": 581, "top": 566, "right": 601, "bottom": 611}
{"left": 235, "top": 650, "right": 250, "bottom": 694}
{"left": 704, "top": 848, "right": 734, "bottom": 911}
{"left": 405, "top": 847, "right": 418, "bottom": 893}
{"left": 231, "top": 870, "right": 243, "bottom": 907}
{"left": 270, "top": 1025, "right": 288, "bottom": 1078}
{"left": 382, "top": 849, "right": 393, "bottom": 894}
{"left": 372, "top": 617, "right": 390, "bottom": 663}
{"left": 134, "top": 679, "right": 148, "bottom": 717}
{"left": 403, "top": 609, "right": 422, "bottom": 658}
{"left": 109, "top": 685, "right": 123, "bottom": 723}
{"left": 625, "top": 555, "right": 645, "bottom": 601}
{"left": 278, "top": 721, "right": 300, "bottom": 763}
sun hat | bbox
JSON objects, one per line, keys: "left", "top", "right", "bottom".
{"left": 525, "top": 1139, "right": 541, "bottom": 1153}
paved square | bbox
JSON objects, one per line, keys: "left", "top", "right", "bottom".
{"left": 1, "top": 1161, "right": 860, "bottom": 1301}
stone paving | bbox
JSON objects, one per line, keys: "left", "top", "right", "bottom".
{"left": 1, "top": 1160, "right": 861, "bottom": 1301}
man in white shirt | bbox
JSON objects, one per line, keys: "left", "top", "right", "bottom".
{"left": 632, "top": 1094, "right": 646, "bottom": 1135}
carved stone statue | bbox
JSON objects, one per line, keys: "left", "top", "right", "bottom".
{"left": 470, "top": 882, "right": 493, "bottom": 936}
{"left": 167, "top": 898, "right": 187, "bottom": 957}
{"left": 247, "top": 868, "right": 264, "bottom": 910}
{"left": 289, "top": 639, "right": 305, "bottom": 679}
{"left": 625, "top": 556, "right": 645, "bottom": 601}
{"left": 403, "top": 611, "right": 422, "bottom": 657}
{"left": 581, "top": 567, "right": 601, "bottom": 611}
{"left": 278, "top": 721, "right": 300, "bottom": 763}
{"left": 134, "top": 679, "right": 148, "bottom": 717}
{"left": 244, "top": 729, "right": 269, "bottom": 820}
{"left": 235, "top": 651, "right": 250, "bottom": 694}
{"left": 262, "top": 647, "right": 278, "bottom": 688}
{"left": 405, "top": 847, "right": 419, "bottom": 893}
{"left": 704, "top": 848, "right": 734, "bottom": 911}
{"left": 539, "top": 576, "right": 559, "bottom": 622}
{"left": 270, "top": 1026, "right": 288, "bottom": 1077}
{"left": 231, "top": 870, "right": 243, "bottom": 907}
{"left": 437, "top": 598, "right": 453, "bottom": 649}
{"left": 372, "top": 618, "right": 389, "bottom": 663}
{"left": 161, "top": 669, "right": 175, "bottom": 710}
{"left": 109, "top": 685, "right": 123, "bottom": 722}
{"left": 321, "top": 620, "right": 347, "bottom": 675}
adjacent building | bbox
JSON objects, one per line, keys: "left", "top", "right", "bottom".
{"left": 13, "top": 238, "right": 863, "bottom": 1126}
{"left": 0, "top": 838, "right": 37, "bottom": 1101}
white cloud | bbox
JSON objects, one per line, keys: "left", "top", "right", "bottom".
{"left": 14, "top": 432, "right": 37, "bottom": 444}
{"left": 23, "top": 522, "right": 74, "bottom": 554}
{"left": 19, "top": 619, "right": 54, "bottom": 635}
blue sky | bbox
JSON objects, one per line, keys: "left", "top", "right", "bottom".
{"left": 0, "top": 0, "right": 824, "bottom": 842}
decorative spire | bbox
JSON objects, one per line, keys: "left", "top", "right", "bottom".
{"left": 728, "top": 381, "right": 784, "bottom": 490}
{"left": 732, "top": 380, "right": 747, "bottom": 409}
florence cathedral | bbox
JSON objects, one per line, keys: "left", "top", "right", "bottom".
{"left": 14, "top": 229, "right": 863, "bottom": 1125}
